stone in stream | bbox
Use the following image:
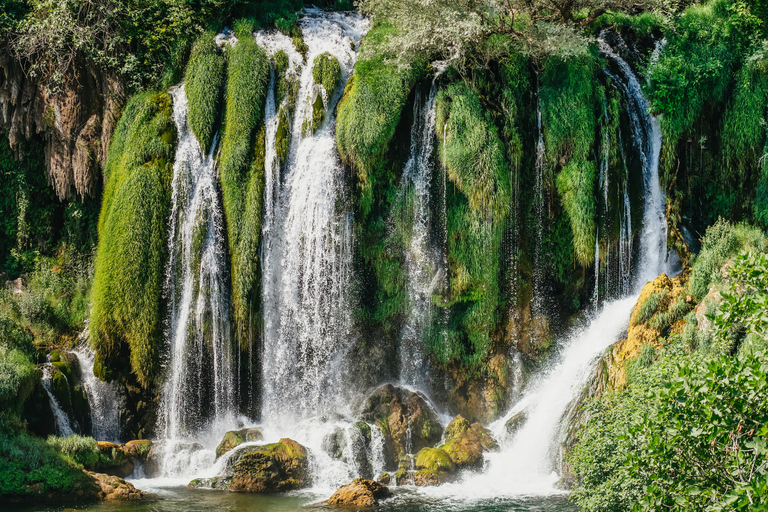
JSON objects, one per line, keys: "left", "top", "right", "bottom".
{"left": 189, "top": 438, "right": 309, "bottom": 492}
{"left": 327, "top": 478, "right": 391, "bottom": 507}
{"left": 358, "top": 384, "right": 442, "bottom": 469}
{"left": 441, "top": 414, "right": 499, "bottom": 469}
{"left": 504, "top": 410, "right": 528, "bottom": 437}
{"left": 215, "top": 428, "right": 264, "bottom": 459}
{"left": 414, "top": 447, "right": 456, "bottom": 486}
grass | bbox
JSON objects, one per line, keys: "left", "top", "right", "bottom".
{"left": 634, "top": 290, "right": 666, "bottom": 326}
{"left": 185, "top": 32, "right": 225, "bottom": 153}
{"left": 219, "top": 31, "right": 270, "bottom": 344}
{"left": 89, "top": 91, "right": 176, "bottom": 387}
{"left": 312, "top": 52, "right": 341, "bottom": 95}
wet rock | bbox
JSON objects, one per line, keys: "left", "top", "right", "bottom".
{"left": 441, "top": 415, "right": 498, "bottom": 470}
{"left": 123, "top": 439, "right": 153, "bottom": 460}
{"left": 359, "top": 384, "right": 442, "bottom": 469}
{"left": 414, "top": 447, "right": 455, "bottom": 486}
{"left": 191, "top": 438, "right": 309, "bottom": 493}
{"left": 95, "top": 441, "right": 135, "bottom": 478}
{"left": 215, "top": 428, "right": 264, "bottom": 459}
{"left": 5, "top": 277, "right": 24, "bottom": 294}
{"left": 504, "top": 410, "right": 527, "bottom": 437}
{"left": 378, "top": 472, "right": 390, "bottom": 485}
{"left": 86, "top": 471, "right": 144, "bottom": 500}
{"left": 327, "top": 478, "right": 391, "bottom": 507}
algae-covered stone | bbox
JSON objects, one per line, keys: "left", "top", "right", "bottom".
{"left": 359, "top": 384, "right": 443, "bottom": 469}
{"left": 378, "top": 472, "right": 390, "bottom": 484}
{"left": 215, "top": 428, "right": 264, "bottom": 459}
{"left": 441, "top": 415, "right": 498, "bottom": 469}
{"left": 226, "top": 438, "right": 309, "bottom": 492}
{"left": 414, "top": 447, "right": 455, "bottom": 486}
{"left": 327, "top": 478, "right": 391, "bottom": 506}
{"left": 123, "top": 439, "right": 153, "bottom": 460}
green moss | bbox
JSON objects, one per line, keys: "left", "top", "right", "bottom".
{"left": 556, "top": 160, "right": 597, "bottom": 265}
{"left": 414, "top": 447, "right": 455, "bottom": 472}
{"left": 219, "top": 34, "right": 270, "bottom": 345}
{"left": 185, "top": 32, "right": 225, "bottom": 153}
{"left": 312, "top": 52, "right": 341, "bottom": 95}
{"left": 90, "top": 91, "right": 176, "bottom": 387}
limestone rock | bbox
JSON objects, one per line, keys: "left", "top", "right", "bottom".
{"left": 441, "top": 415, "right": 498, "bottom": 469}
{"left": 504, "top": 410, "right": 527, "bottom": 437}
{"left": 95, "top": 441, "right": 135, "bottom": 478}
{"left": 215, "top": 428, "right": 264, "bottom": 459}
{"left": 413, "top": 447, "right": 455, "bottom": 486}
{"left": 123, "top": 439, "right": 153, "bottom": 460}
{"left": 359, "top": 384, "right": 442, "bottom": 468}
{"left": 378, "top": 472, "right": 390, "bottom": 485}
{"left": 86, "top": 471, "right": 144, "bottom": 500}
{"left": 190, "top": 438, "right": 309, "bottom": 493}
{"left": 327, "top": 478, "right": 391, "bottom": 507}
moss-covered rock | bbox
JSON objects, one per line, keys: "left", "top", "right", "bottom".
{"left": 123, "top": 439, "right": 152, "bottom": 460}
{"left": 504, "top": 410, "right": 527, "bottom": 437}
{"left": 312, "top": 52, "right": 341, "bottom": 96}
{"left": 414, "top": 447, "right": 455, "bottom": 486}
{"left": 185, "top": 32, "right": 225, "bottom": 153}
{"left": 359, "top": 384, "right": 442, "bottom": 469}
{"left": 215, "top": 428, "right": 264, "bottom": 459}
{"left": 191, "top": 438, "right": 309, "bottom": 492}
{"left": 440, "top": 415, "right": 498, "bottom": 469}
{"left": 327, "top": 478, "right": 391, "bottom": 506}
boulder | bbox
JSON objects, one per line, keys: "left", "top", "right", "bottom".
{"left": 414, "top": 447, "right": 455, "bottom": 486}
{"left": 378, "top": 472, "right": 390, "bottom": 485}
{"left": 504, "top": 410, "right": 527, "bottom": 437}
{"left": 123, "top": 439, "right": 153, "bottom": 460}
{"left": 327, "top": 478, "right": 391, "bottom": 507}
{"left": 95, "top": 441, "right": 135, "bottom": 478}
{"left": 215, "top": 428, "right": 264, "bottom": 459}
{"left": 441, "top": 415, "right": 498, "bottom": 470}
{"left": 359, "top": 384, "right": 442, "bottom": 468}
{"left": 86, "top": 471, "right": 144, "bottom": 500}
{"left": 190, "top": 438, "right": 309, "bottom": 493}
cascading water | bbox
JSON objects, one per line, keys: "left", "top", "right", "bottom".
{"left": 73, "top": 344, "right": 120, "bottom": 442}
{"left": 260, "top": 10, "right": 368, "bottom": 426}
{"left": 41, "top": 363, "right": 75, "bottom": 437}
{"left": 396, "top": 81, "right": 441, "bottom": 387}
{"left": 431, "top": 36, "right": 673, "bottom": 497}
{"left": 160, "top": 85, "right": 236, "bottom": 447}
{"left": 531, "top": 85, "right": 547, "bottom": 319}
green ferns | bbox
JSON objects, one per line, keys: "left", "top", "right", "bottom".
{"left": 541, "top": 55, "right": 599, "bottom": 265}
{"left": 434, "top": 82, "right": 510, "bottom": 365}
{"left": 90, "top": 92, "right": 176, "bottom": 387}
{"left": 219, "top": 34, "right": 270, "bottom": 344}
{"left": 185, "top": 33, "right": 225, "bottom": 153}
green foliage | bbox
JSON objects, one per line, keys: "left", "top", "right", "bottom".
{"left": 433, "top": 81, "right": 510, "bottom": 366}
{"left": 687, "top": 219, "right": 766, "bottom": 300}
{"left": 312, "top": 52, "right": 342, "bottom": 94}
{"left": 337, "top": 23, "right": 422, "bottom": 218}
{"left": 90, "top": 91, "right": 176, "bottom": 387}
{"left": 219, "top": 34, "right": 270, "bottom": 345}
{"left": 631, "top": 351, "right": 768, "bottom": 510}
{"left": 634, "top": 290, "right": 666, "bottom": 325}
{"left": 541, "top": 54, "right": 599, "bottom": 265}
{"left": 0, "top": 416, "right": 93, "bottom": 497}
{"left": 0, "top": 348, "right": 36, "bottom": 416}
{"left": 591, "top": 11, "right": 668, "bottom": 37}
{"left": 185, "top": 33, "right": 225, "bottom": 153}
{"left": 46, "top": 435, "right": 100, "bottom": 468}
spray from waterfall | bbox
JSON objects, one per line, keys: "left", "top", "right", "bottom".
{"left": 160, "top": 84, "right": 236, "bottom": 444}
{"left": 73, "top": 343, "right": 120, "bottom": 442}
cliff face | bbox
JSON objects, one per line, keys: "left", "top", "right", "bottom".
{"left": 0, "top": 44, "right": 124, "bottom": 200}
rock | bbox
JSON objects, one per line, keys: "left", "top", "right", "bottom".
{"left": 5, "top": 277, "right": 24, "bottom": 294}
{"left": 359, "top": 384, "right": 443, "bottom": 468}
{"left": 413, "top": 447, "right": 455, "bottom": 486}
{"left": 86, "top": 471, "right": 144, "bottom": 500}
{"left": 504, "top": 410, "right": 527, "bottom": 437}
{"left": 191, "top": 438, "right": 309, "bottom": 493}
{"left": 441, "top": 415, "right": 498, "bottom": 469}
{"left": 95, "top": 441, "right": 135, "bottom": 478}
{"left": 123, "top": 439, "right": 153, "bottom": 460}
{"left": 327, "top": 478, "right": 391, "bottom": 507}
{"left": 378, "top": 472, "right": 390, "bottom": 485}
{"left": 215, "top": 428, "right": 264, "bottom": 459}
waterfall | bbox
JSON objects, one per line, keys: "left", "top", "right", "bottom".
{"left": 531, "top": 82, "right": 548, "bottom": 321}
{"left": 41, "top": 364, "right": 75, "bottom": 437}
{"left": 72, "top": 344, "right": 120, "bottom": 442}
{"left": 434, "top": 36, "right": 672, "bottom": 498}
{"left": 397, "top": 81, "right": 441, "bottom": 387}
{"left": 259, "top": 9, "right": 368, "bottom": 426}
{"left": 160, "top": 84, "right": 236, "bottom": 443}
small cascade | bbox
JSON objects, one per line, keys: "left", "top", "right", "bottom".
{"left": 443, "top": 36, "right": 672, "bottom": 498}
{"left": 592, "top": 228, "right": 600, "bottom": 306}
{"left": 160, "top": 84, "right": 236, "bottom": 446}
{"left": 73, "top": 344, "right": 120, "bottom": 442}
{"left": 259, "top": 10, "right": 368, "bottom": 426}
{"left": 396, "top": 79, "right": 441, "bottom": 387}
{"left": 41, "top": 364, "right": 75, "bottom": 437}
{"left": 531, "top": 82, "right": 548, "bottom": 319}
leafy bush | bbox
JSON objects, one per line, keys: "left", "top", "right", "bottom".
{"left": 312, "top": 52, "right": 342, "bottom": 94}
{"left": 46, "top": 435, "right": 100, "bottom": 468}
{"left": 90, "top": 92, "right": 176, "bottom": 387}
{"left": 0, "top": 348, "right": 36, "bottom": 416}
{"left": 687, "top": 219, "right": 765, "bottom": 300}
{"left": 185, "top": 32, "right": 226, "bottom": 153}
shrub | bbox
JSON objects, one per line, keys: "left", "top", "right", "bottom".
{"left": 0, "top": 348, "right": 36, "bottom": 416}
{"left": 185, "top": 32, "right": 225, "bottom": 153}
{"left": 46, "top": 435, "right": 100, "bottom": 468}
{"left": 90, "top": 92, "right": 176, "bottom": 387}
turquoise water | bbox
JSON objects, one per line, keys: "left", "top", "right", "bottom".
{"left": 5, "top": 484, "right": 577, "bottom": 512}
